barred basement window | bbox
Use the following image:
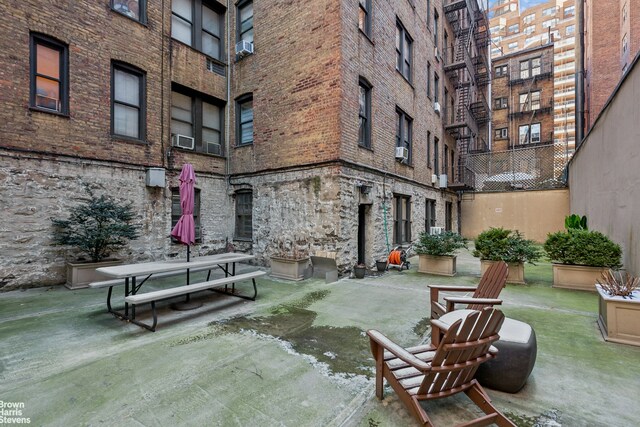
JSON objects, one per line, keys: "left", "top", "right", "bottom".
{"left": 30, "top": 34, "right": 69, "bottom": 115}
{"left": 235, "top": 191, "right": 253, "bottom": 240}
{"left": 393, "top": 194, "right": 411, "bottom": 245}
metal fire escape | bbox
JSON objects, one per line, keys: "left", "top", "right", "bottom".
{"left": 443, "top": 0, "right": 490, "bottom": 191}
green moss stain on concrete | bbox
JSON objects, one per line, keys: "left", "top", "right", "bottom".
{"left": 412, "top": 317, "right": 431, "bottom": 337}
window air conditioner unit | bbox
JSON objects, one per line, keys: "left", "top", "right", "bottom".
{"left": 431, "top": 174, "right": 438, "bottom": 184}
{"left": 172, "top": 134, "right": 195, "bottom": 150}
{"left": 395, "top": 146, "right": 409, "bottom": 160}
{"left": 434, "top": 102, "right": 441, "bottom": 114}
{"left": 206, "top": 141, "right": 222, "bottom": 155}
{"left": 439, "top": 174, "right": 448, "bottom": 188}
{"left": 430, "top": 226, "right": 444, "bottom": 235}
{"left": 235, "top": 40, "right": 254, "bottom": 58}
{"left": 434, "top": 47, "right": 440, "bottom": 60}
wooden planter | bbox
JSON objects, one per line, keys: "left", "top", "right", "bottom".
{"left": 596, "top": 285, "right": 640, "bottom": 347}
{"left": 480, "top": 260, "right": 525, "bottom": 284}
{"left": 552, "top": 264, "right": 608, "bottom": 292}
{"left": 66, "top": 259, "right": 123, "bottom": 290}
{"left": 418, "top": 254, "right": 456, "bottom": 276}
{"left": 270, "top": 257, "right": 309, "bottom": 281}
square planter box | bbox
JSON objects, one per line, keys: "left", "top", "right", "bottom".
{"left": 270, "top": 257, "right": 309, "bottom": 281}
{"left": 418, "top": 254, "right": 456, "bottom": 276}
{"left": 66, "top": 259, "right": 123, "bottom": 290}
{"left": 552, "top": 264, "right": 608, "bottom": 292}
{"left": 596, "top": 285, "right": 640, "bottom": 347}
{"left": 480, "top": 260, "right": 525, "bottom": 284}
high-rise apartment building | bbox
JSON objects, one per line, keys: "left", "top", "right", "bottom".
{"left": 0, "top": 0, "right": 490, "bottom": 289}
{"left": 490, "top": 0, "right": 576, "bottom": 155}
{"left": 583, "top": 0, "right": 640, "bottom": 131}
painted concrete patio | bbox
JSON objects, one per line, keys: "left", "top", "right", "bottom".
{"left": 1, "top": 249, "right": 639, "bottom": 426}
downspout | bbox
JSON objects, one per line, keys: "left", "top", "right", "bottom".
{"left": 225, "top": 0, "right": 231, "bottom": 181}
{"left": 575, "top": 0, "right": 585, "bottom": 146}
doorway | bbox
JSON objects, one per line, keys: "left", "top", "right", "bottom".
{"left": 358, "top": 205, "right": 366, "bottom": 264}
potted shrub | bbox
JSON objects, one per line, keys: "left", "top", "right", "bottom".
{"left": 473, "top": 228, "right": 542, "bottom": 284}
{"left": 596, "top": 270, "right": 640, "bottom": 346}
{"left": 544, "top": 229, "right": 622, "bottom": 291}
{"left": 51, "top": 189, "right": 139, "bottom": 289}
{"left": 269, "top": 238, "right": 310, "bottom": 281}
{"left": 353, "top": 263, "right": 366, "bottom": 279}
{"left": 415, "top": 231, "right": 467, "bottom": 276}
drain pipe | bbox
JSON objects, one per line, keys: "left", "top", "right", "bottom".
{"left": 575, "top": 0, "right": 585, "bottom": 145}
{"left": 225, "top": 0, "right": 232, "bottom": 181}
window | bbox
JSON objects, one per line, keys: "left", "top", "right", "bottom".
{"left": 443, "top": 89, "right": 449, "bottom": 123}
{"left": 519, "top": 57, "right": 541, "bottom": 79}
{"left": 395, "top": 108, "right": 412, "bottom": 163}
{"left": 524, "top": 25, "right": 535, "bottom": 35}
{"left": 518, "top": 123, "right": 541, "bottom": 145}
{"left": 171, "top": 89, "right": 224, "bottom": 155}
{"left": 434, "top": 137, "right": 439, "bottom": 176}
{"left": 566, "top": 25, "right": 575, "bottom": 36}
{"left": 111, "top": 63, "right": 145, "bottom": 140}
{"left": 426, "top": 62, "right": 432, "bottom": 98}
{"left": 564, "top": 5, "right": 575, "bottom": 17}
{"left": 237, "top": 0, "right": 254, "bottom": 44}
{"left": 494, "top": 97, "right": 507, "bottom": 109}
{"left": 434, "top": 10, "right": 439, "bottom": 46}
{"left": 425, "top": 199, "right": 436, "bottom": 230}
{"left": 30, "top": 34, "right": 68, "bottom": 115}
{"left": 112, "top": 0, "right": 146, "bottom": 23}
{"left": 172, "top": 188, "right": 201, "bottom": 242}
{"left": 235, "top": 190, "right": 253, "bottom": 240}
{"left": 519, "top": 90, "right": 541, "bottom": 111}
{"left": 508, "top": 41, "right": 518, "bottom": 50}
{"left": 172, "top": 0, "right": 225, "bottom": 61}
{"left": 427, "top": 131, "right": 432, "bottom": 166}
{"left": 542, "top": 6, "right": 557, "bottom": 16}
{"left": 434, "top": 73, "right": 439, "bottom": 102}
{"left": 444, "top": 145, "right": 449, "bottom": 176}
{"left": 445, "top": 202, "right": 452, "bottom": 232}
{"left": 358, "top": 0, "right": 371, "bottom": 36}
{"left": 396, "top": 20, "right": 413, "bottom": 82}
{"left": 622, "top": 34, "right": 628, "bottom": 54}
{"left": 426, "top": 0, "right": 431, "bottom": 27}
{"left": 358, "top": 79, "right": 372, "bottom": 148}
{"left": 523, "top": 13, "right": 535, "bottom": 24}
{"left": 495, "top": 64, "right": 507, "bottom": 77}
{"left": 393, "top": 194, "right": 411, "bottom": 244}
{"left": 622, "top": 4, "right": 627, "bottom": 22}
{"left": 542, "top": 19, "right": 558, "bottom": 29}
{"left": 494, "top": 128, "right": 508, "bottom": 139}
{"left": 508, "top": 24, "right": 519, "bottom": 34}
{"left": 236, "top": 93, "right": 253, "bottom": 146}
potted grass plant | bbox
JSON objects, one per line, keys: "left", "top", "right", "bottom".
{"left": 544, "top": 228, "right": 622, "bottom": 291}
{"left": 415, "top": 231, "right": 467, "bottom": 276}
{"left": 596, "top": 270, "right": 640, "bottom": 346}
{"left": 51, "top": 188, "right": 139, "bottom": 289}
{"left": 473, "top": 227, "right": 542, "bottom": 284}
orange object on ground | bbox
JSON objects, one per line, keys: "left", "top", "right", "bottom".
{"left": 388, "top": 250, "right": 402, "bottom": 265}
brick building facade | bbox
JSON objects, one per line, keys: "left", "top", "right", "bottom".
{"left": 0, "top": 0, "right": 489, "bottom": 289}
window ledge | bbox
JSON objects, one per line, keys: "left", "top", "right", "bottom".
{"left": 171, "top": 146, "right": 227, "bottom": 158}
{"left": 29, "top": 106, "right": 70, "bottom": 118}
{"left": 358, "top": 28, "right": 374, "bottom": 45}
{"left": 358, "top": 144, "right": 373, "bottom": 152}
{"left": 234, "top": 143, "right": 254, "bottom": 148}
{"left": 111, "top": 135, "right": 148, "bottom": 145}
{"left": 233, "top": 237, "right": 252, "bottom": 242}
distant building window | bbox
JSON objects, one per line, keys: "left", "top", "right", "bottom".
{"left": 524, "top": 25, "right": 535, "bottom": 35}
{"left": 564, "top": 5, "right": 575, "bottom": 17}
{"left": 434, "top": 73, "right": 439, "bottom": 102}
{"left": 434, "top": 10, "right": 439, "bottom": 46}
{"left": 508, "top": 41, "right": 518, "bottom": 50}
{"left": 494, "top": 128, "right": 508, "bottom": 139}
{"left": 112, "top": 0, "right": 146, "bottom": 23}
{"left": 237, "top": 0, "right": 254, "bottom": 44}
{"left": 393, "top": 194, "right": 411, "bottom": 244}
{"left": 622, "top": 34, "right": 628, "bottom": 54}
{"left": 542, "top": 6, "right": 557, "bottom": 16}
{"left": 30, "top": 34, "right": 68, "bottom": 114}
{"left": 519, "top": 90, "right": 541, "bottom": 111}
{"left": 427, "top": 62, "right": 432, "bottom": 98}
{"left": 235, "top": 190, "right": 253, "bottom": 240}
{"left": 236, "top": 93, "right": 254, "bottom": 146}
{"left": 172, "top": 188, "right": 201, "bottom": 242}
{"left": 358, "top": 0, "right": 371, "bottom": 36}
{"left": 494, "top": 97, "right": 507, "bottom": 109}
{"left": 396, "top": 20, "right": 413, "bottom": 82}
{"left": 520, "top": 57, "right": 541, "bottom": 79}
{"left": 426, "top": 198, "right": 436, "bottom": 229}
{"left": 519, "top": 123, "right": 541, "bottom": 144}
{"left": 523, "top": 13, "right": 535, "bottom": 24}
{"left": 396, "top": 108, "right": 412, "bottom": 163}
{"left": 358, "top": 79, "right": 372, "bottom": 148}
{"left": 494, "top": 64, "right": 508, "bottom": 77}
{"left": 434, "top": 137, "right": 439, "bottom": 176}
{"left": 171, "top": 89, "right": 224, "bottom": 155}
{"left": 622, "top": 5, "right": 627, "bottom": 22}
{"left": 172, "top": 0, "right": 225, "bottom": 61}
{"left": 508, "top": 23, "right": 519, "bottom": 34}
{"left": 112, "top": 63, "right": 145, "bottom": 140}
{"left": 445, "top": 202, "right": 452, "bottom": 232}
{"left": 490, "top": 25, "right": 502, "bottom": 34}
{"left": 427, "top": 131, "right": 432, "bottom": 166}
{"left": 542, "top": 19, "right": 558, "bottom": 29}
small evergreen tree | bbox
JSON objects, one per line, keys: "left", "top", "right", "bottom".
{"left": 51, "top": 189, "right": 140, "bottom": 262}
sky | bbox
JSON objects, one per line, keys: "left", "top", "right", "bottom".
{"left": 489, "top": 0, "right": 547, "bottom": 10}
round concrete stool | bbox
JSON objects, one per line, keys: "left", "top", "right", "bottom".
{"left": 438, "top": 310, "right": 537, "bottom": 393}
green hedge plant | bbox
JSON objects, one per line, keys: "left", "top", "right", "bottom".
{"left": 544, "top": 229, "right": 622, "bottom": 268}
{"left": 414, "top": 231, "right": 467, "bottom": 257}
{"left": 473, "top": 227, "right": 542, "bottom": 264}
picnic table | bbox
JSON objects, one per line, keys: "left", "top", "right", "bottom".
{"left": 91, "top": 253, "right": 264, "bottom": 331}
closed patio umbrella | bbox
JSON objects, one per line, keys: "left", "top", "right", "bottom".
{"left": 170, "top": 163, "right": 201, "bottom": 309}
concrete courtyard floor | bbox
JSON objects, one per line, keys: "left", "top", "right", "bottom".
{"left": 2, "top": 248, "right": 640, "bottom": 426}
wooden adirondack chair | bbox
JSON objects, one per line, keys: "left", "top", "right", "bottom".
{"left": 429, "top": 261, "right": 509, "bottom": 320}
{"left": 367, "top": 308, "right": 515, "bottom": 427}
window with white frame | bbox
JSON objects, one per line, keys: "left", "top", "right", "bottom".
{"left": 566, "top": 25, "right": 575, "bottom": 36}
{"left": 495, "top": 64, "right": 508, "bottom": 77}
{"left": 494, "top": 97, "right": 507, "bottom": 109}
{"left": 524, "top": 25, "right": 535, "bottom": 35}
{"left": 564, "top": 5, "right": 575, "bottom": 17}
{"left": 508, "top": 41, "right": 518, "bottom": 50}
{"left": 542, "top": 6, "right": 557, "bottom": 16}
{"left": 520, "top": 57, "right": 541, "bottom": 79}
{"left": 519, "top": 90, "right": 541, "bottom": 111}
{"left": 508, "top": 23, "right": 519, "bottom": 34}
{"left": 494, "top": 127, "right": 507, "bottom": 139}
{"left": 519, "top": 123, "right": 541, "bottom": 144}
{"left": 523, "top": 13, "right": 535, "bottom": 24}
